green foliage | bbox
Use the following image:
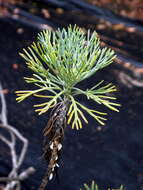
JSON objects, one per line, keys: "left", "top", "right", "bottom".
{"left": 16, "top": 25, "right": 120, "bottom": 129}
{"left": 80, "top": 181, "right": 124, "bottom": 190}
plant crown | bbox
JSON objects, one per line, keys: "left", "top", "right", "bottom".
{"left": 16, "top": 25, "right": 120, "bottom": 129}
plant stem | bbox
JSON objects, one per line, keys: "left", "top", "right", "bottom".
{"left": 39, "top": 99, "right": 69, "bottom": 190}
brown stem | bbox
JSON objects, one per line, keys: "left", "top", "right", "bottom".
{"left": 39, "top": 100, "right": 69, "bottom": 190}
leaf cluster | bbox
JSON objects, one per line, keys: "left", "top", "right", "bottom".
{"left": 16, "top": 25, "right": 120, "bottom": 129}
{"left": 81, "top": 181, "right": 124, "bottom": 190}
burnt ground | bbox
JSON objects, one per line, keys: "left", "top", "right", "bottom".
{"left": 0, "top": 3, "right": 143, "bottom": 190}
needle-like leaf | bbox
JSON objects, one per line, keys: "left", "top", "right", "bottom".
{"left": 16, "top": 25, "right": 120, "bottom": 129}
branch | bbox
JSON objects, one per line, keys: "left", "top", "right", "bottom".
{"left": 0, "top": 82, "right": 8, "bottom": 125}
{"left": 0, "top": 167, "right": 35, "bottom": 182}
{"left": 0, "top": 82, "right": 35, "bottom": 190}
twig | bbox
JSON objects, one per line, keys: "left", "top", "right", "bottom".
{"left": 0, "top": 82, "right": 35, "bottom": 190}
{"left": 0, "top": 82, "right": 8, "bottom": 125}
{"left": 0, "top": 167, "right": 36, "bottom": 182}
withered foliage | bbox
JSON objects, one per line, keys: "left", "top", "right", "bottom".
{"left": 39, "top": 101, "right": 68, "bottom": 190}
{"left": 85, "top": 0, "right": 143, "bottom": 21}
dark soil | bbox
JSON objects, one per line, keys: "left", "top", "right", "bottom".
{"left": 0, "top": 2, "right": 143, "bottom": 190}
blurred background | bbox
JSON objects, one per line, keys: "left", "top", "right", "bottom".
{"left": 0, "top": 0, "right": 143, "bottom": 190}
